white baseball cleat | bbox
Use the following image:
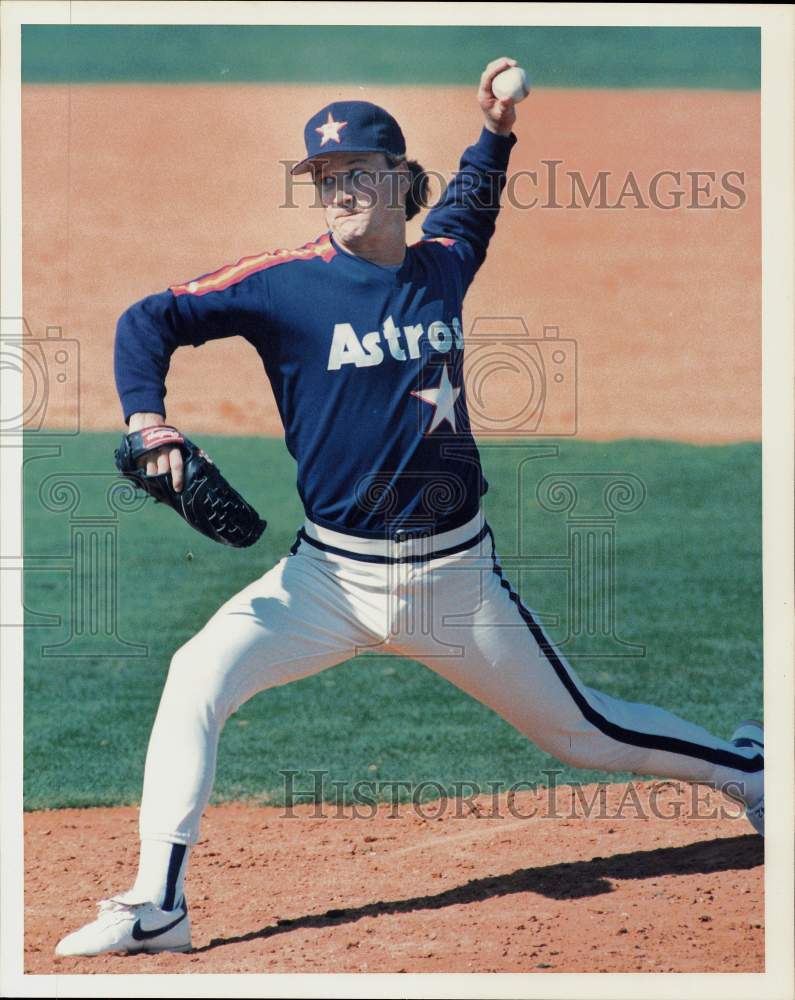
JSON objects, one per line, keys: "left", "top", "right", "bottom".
{"left": 55, "top": 895, "right": 191, "bottom": 957}
{"left": 730, "top": 719, "right": 764, "bottom": 837}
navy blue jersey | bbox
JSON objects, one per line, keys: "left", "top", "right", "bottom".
{"left": 114, "top": 127, "right": 517, "bottom": 537}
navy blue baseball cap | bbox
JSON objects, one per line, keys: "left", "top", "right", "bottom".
{"left": 291, "top": 101, "right": 406, "bottom": 175}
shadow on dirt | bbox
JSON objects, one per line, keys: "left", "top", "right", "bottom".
{"left": 195, "top": 833, "right": 763, "bottom": 952}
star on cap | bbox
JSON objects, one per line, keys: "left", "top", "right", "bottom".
{"left": 411, "top": 366, "right": 462, "bottom": 434}
{"left": 315, "top": 112, "right": 348, "bottom": 146}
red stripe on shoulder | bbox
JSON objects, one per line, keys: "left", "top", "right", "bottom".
{"left": 411, "top": 236, "right": 458, "bottom": 250}
{"left": 170, "top": 234, "right": 336, "bottom": 297}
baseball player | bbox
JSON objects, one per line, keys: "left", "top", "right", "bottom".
{"left": 56, "top": 58, "right": 764, "bottom": 958}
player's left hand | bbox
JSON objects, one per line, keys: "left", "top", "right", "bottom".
{"left": 114, "top": 426, "right": 267, "bottom": 548}
{"left": 479, "top": 57, "right": 518, "bottom": 137}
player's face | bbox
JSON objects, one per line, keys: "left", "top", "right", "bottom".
{"left": 313, "top": 152, "right": 407, "bottom": 241}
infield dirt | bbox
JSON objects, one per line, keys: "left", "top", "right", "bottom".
{"left": 29, "top": 783, "right": 763, "bottom": 974}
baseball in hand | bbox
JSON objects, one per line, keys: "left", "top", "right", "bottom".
{"left": 492, "top": 66, "right": 530, "bottom": 103}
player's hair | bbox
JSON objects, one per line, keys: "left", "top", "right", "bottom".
{"left": 385, "top": 153, "right": 431, "bottom": 221}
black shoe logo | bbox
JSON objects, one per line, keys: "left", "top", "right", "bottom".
{"left": 733, "top": 736, "right": 764, "bottom": 750}
{"left": 131, "top": 901, "right": 187, "bottom": 942}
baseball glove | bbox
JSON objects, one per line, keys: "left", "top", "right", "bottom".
{"left": 114, "top": 425, "right": 267, "bottom": 548}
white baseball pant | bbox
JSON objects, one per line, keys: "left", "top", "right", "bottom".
{"left": 137, "top": 511, "right": 763, "bottom": 848}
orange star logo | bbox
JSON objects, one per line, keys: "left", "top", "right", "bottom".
{"left": 315, "top": 112, "right": 348, "bottom": 146}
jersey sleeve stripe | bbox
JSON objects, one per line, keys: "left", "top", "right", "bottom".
{"left": 410, "top": 236, "right": 457, "bottom": 249}
{"left": 170, "top": 234, "right": 336, "bottom": 297}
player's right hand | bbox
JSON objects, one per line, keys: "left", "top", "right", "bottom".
{"left": 127, "top": 412, "right": 184, "bottom": 492}
{"left": 479, "top": 56, "right": 518, "bottom": 136}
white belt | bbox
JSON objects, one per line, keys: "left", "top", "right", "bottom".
{"left": 301, "top": 511, "right": 486, "bottom": 561}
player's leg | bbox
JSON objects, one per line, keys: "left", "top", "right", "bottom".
{"left": 133, "top": 544, "right": 386, "bottom": 897}
{"left": 55, "top": 543, "right": 383, "bottom": 956}
{"left": 396, "top": 526, "right": 763, "bottom": 815}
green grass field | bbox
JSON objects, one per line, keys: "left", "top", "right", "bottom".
{"left": 23, "top": 433, "right": 762, "bottom": 810}
{"left": 22, "top": 25, "right": 759, "bottom": 89}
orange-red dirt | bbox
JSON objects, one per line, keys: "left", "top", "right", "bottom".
{"left": 22, "top": 85, "right": 760, "bottom": 440}
{"left": 29, "top": 785, "right": 763, "bottom": 974}
{"left": 21, "top": 85, "right": 762, "bottom": 975}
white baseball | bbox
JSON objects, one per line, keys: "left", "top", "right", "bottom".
{"left": 492, "top": 66, "right": 530, "bottom": 103}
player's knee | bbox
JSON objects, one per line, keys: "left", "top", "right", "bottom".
{"left": 164, "top": 642, "right": 228, "bottom": 717}
{"left": 163, "top": 637, "right": 253, "bottom": 728}
{"left": 532, "top": 728, "right": 595, "bottom": 770}
{"left": 165, "top": 642, "right": 197, "bottom": 689}
{"left": 557, "top": 745, "right": 597, "bottom": 770}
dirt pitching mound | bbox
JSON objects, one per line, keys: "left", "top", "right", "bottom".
{"left": 28, "top": 782, "right": 762, "bottom": 974}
